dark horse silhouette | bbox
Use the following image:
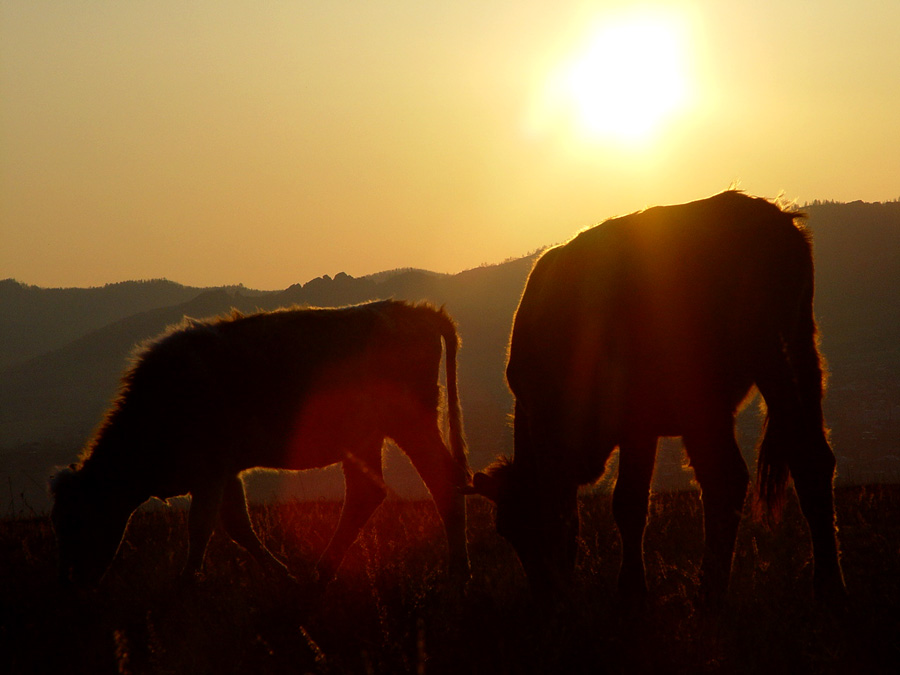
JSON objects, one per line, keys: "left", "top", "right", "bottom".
{"left": 51, "top": 300, "right": 470, "bottom": 589}
{"left": 465, "top": 191, "right": 845, "bottom": 604}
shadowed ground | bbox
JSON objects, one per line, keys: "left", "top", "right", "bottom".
{"left": 2, "top": 485, "right": 898, "bottom": 674}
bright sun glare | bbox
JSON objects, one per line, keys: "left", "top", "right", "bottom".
{"left": 531, "top": 9, "right": 693, "bottom": 148}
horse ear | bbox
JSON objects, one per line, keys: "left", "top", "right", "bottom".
{"left": 461, "top": 471, "right": 500, "bottom": 503}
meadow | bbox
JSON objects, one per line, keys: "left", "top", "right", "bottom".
{"left": 1, "top": 485, "right": 897, "bottom": 674}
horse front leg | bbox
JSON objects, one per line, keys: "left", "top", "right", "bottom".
{"left": 613, "top": 435, "right": 658, "bottom": 603}
{"left": 684, "top": 423, "right": 750, "bottom": 607}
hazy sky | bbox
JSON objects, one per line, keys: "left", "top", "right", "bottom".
{"left": 2, "top": 1, "right": 899, "bottom": 289}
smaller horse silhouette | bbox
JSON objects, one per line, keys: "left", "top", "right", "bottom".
{"left": 51, "top": 300, "right": 470, "bottom": 589}
{"left": 465, "top": 191, "right": 846, "bottom": 604}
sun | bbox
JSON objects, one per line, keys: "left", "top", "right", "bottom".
{"left": 531, "top": 9, "right": 693, "bottom": 147}
{"left": 564, "top": 15, "right": 689, "bottom": 142}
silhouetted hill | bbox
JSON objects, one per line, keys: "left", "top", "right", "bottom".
{"left": 802, "top": 200, "right": 900, "bottom": 482}
{"left": 805, "top": 201, "right": 900, "bottom": 357}
{"left": 0, "top": 260, "right": 537, "bottom": 508}
{"left": 0, "top": 279, "right": 261, "bottom": 370}
{"left": 0, "top": 289, "right": 271, "bottom": 445}
{"left": 2, "top": 198, "right": 898, "bottom": 511}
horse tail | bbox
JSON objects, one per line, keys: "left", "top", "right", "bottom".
{"left": 433, "top": 306, "right": 471, "bottom": 482}
{"left": 754, "top": 226, "right": 829, "bottom": 519}
{"left": 754, "top": 352, "right": 798, "bottom": 520}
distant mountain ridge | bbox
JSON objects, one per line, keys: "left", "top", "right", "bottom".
{"left": 0, "top": 258, "right": 539, "bottom": 507}
{"left": 0, "top": 279, "right": 207, "bottom": 370}
{"left": 2, "top": 199, "right": 898, "bottom": 510}
{"left": 0, "top": 269, "right": 444, "bottom": 371}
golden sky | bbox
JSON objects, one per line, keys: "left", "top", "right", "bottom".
{"left": 2, "top": 1, "right": 899, "bottom": 289}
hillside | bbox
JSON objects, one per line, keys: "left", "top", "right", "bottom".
{"left": 0, "top": 260, "right": 537, "bottom": 509}
{"left": 0, "top": 279, "right": 216, "bottom": 370}
{"left": 801, "top": 201, "right": 900, "bottom": 482}
{"left": 1, "top": 199, "right": 898, "bottom": 511}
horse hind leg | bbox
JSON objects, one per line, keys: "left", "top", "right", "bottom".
{"left": 314, "top": 444, "right": 387, "bottom": 588}
{"left": 756, "top": 330, "right": 846, "bottom": 601}
{"left": 392, "top": 420, "right": 470, "bottom": 581}
{"left": 791, "top": 438, "right": 845, "bottom": 603}
{"left": 219, "top": 473, "right": 293, "bottom": 580}
{"left": 683, "top": 421, "right": 750, "bottom": 607}
{"left": 612, "top": 434, "right": 658, "bottom": 603}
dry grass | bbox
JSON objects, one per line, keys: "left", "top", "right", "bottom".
{"left": 1, "top": 485, "right": 898, "bottom": 674}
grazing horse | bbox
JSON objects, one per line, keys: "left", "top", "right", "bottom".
{"left": 51, "top": 300, "right": 470, "bottom": 589}
{"left": 465, "top": 191, "right": 845, "bottom": 604}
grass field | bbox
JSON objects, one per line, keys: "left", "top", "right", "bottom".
{"left": 1, "top": 484, "right": 898, "bottom": 674}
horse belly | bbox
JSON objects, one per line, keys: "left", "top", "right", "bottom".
{"left": 618, "top": 366, "right": 753, "bottom": 439}
{"left": 283, "top": 386, "right": 388, "bottom": 471}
